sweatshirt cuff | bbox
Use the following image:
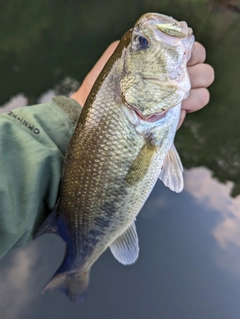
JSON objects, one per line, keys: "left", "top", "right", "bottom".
{"left": 52, "top": 96, "right": 82, "bottom": 128}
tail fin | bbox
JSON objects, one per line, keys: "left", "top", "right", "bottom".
{"left": 42, "top": 269, "right": 90, "bottom": 303}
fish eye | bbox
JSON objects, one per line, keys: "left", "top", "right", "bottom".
{"left": 135, "top": 35, "right": 149, "bottom": 50}
{"left": 138, "top": 36, "right": 148, "bottom": 47}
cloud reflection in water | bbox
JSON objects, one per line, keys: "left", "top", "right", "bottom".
{"left": 185, "top": 167, "right": 240, "bottom": 276}
{"left": 0, "top": 245, "right": 39, "bottom": 319}
{"left": 0, "top": 94, "right": 28, "bottom": 114}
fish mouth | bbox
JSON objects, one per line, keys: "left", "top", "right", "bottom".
{"left": 132, "top": 107, "right": 167, "bottom": 123}
{"left": 135, "top": 13, "right": 194, "bottom": 48}
{"left": 137, "top": 13, "right": 193, "bottom": 38}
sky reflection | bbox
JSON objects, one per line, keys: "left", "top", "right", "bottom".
{"left": 185, "top": 167, "right": 240, "bottom": 277}
{"left": 0, "top": 76, "right": 76, "bottom": 114}
{"left": 0, "top": 94, "right": 28, "bottom": 113}
{"left": 0, "top": 245, "right": 39, "bottom": 319}
{"left": 185, "top": 167, "right": 240, "bottom": 248}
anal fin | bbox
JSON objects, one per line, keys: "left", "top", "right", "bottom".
{"left": 110, "top": 221, "right": 139, "bottom": 265}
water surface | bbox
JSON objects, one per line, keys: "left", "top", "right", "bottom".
{"left": 1, "top": 1, "right": 240, "bottom": 318}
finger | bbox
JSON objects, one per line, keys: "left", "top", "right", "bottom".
{"left": 188, "top": 63, "right": 215, "bottom": 88}
{"left": 88, "top": 41, "right": 119, "bottom": 79}
{"left": 187, "top": 42, "right": 206, "bottom": 66}
{"left": 71, "top": 41, "right": 120, "bottom": 106}
{"left": 182, "top": 88, "right": 210, "bottom": 113}
{"left": 177, "top": 110, "right": 186, "bottom": 129}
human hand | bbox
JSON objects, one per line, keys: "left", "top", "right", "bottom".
{"left": 178, "top": 41, "right": 214, "bottom": 127}
{"left": 71, "top": 41, "right": 214, "bottom": 128}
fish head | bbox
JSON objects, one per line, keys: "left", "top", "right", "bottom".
{"left": 119, "top": 13, "right": 194, "bottom": 122}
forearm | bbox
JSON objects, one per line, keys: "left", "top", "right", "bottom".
{"left": 0, "top": 96, "right": 82, "bottom": 258}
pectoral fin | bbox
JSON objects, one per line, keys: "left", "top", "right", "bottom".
{"left": 110, "top": 221, "right": 139, "bottom": 265}
{"left": 125, "top": 143, "right": 157, "bottom": 186}
{"left": 159, "top": 144, "right": 184, "bottom": 193}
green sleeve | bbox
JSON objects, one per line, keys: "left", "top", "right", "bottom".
{"left": 0, "top": 96, "right": 82, "bottom": 258}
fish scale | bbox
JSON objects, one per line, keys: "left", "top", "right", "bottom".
{"left": 35, "top": 12, "right": 194, "bottom": 303}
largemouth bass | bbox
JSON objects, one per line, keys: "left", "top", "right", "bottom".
{"left": 35, "top": 12, "right": 194, "bottom": 303}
